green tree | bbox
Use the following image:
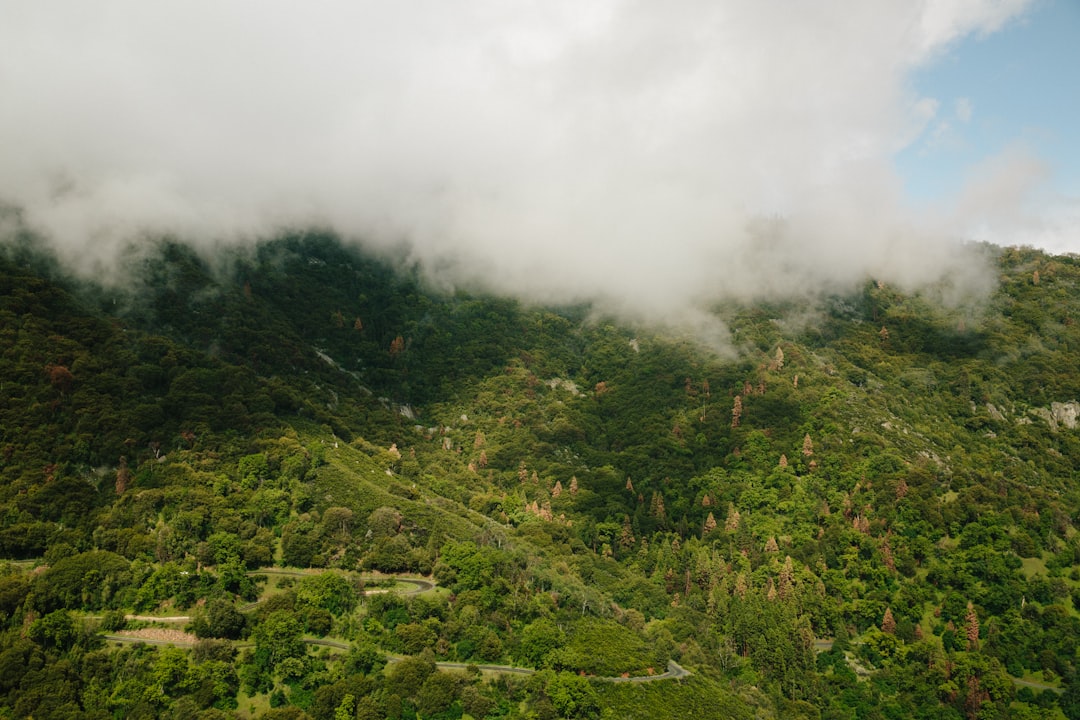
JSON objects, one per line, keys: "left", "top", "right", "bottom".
{"left": 417, "top": 671, "right": 461, "bottom": 717}
{"left": 191, "top": 599, "right": 247, "bottom": 639}
{"left": 253, "top": 610, "right": 306, "bottom": 672}
{"left": 296, "top": 572, "right": 358, "bottom": 616}
{"left": 545, "top": 671, "right": 600, "bottom": 719}
{"left": 27, "top": 610, "right": 78, "bottom": 650}
{"left": 520, "top": 618, "right": 566, "bottom": 668}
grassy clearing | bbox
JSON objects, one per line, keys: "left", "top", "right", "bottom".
{"left": 235, "top": 690, "right": 271, "bottom": 719}
{"left": 1020, "top": 556, "right": 1048, "bottom": 579}
{"left": 1014, "top": 669, "right": 1062, "bottom": 689}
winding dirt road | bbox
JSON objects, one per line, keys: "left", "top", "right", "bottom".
{"left": 100, "top": 569, "right": 689, "bottom": 683}
{"left": 104, "top": 634, "right": 690, "bottom": 683}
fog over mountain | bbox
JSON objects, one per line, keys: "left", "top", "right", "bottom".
{"left": 0, "top": 1, "right": 1037, "bottom": 331}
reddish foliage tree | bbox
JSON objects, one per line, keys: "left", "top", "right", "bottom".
{"left": 882, "top": 607, "right": 896, "bottom": 635}
{"left": 116, "top": 456, "right": 132, "bottom": 495}
{"left": 725, "top": 504, "right": 741, "bottom": 532}
{"left": 45, "top": 364, "right": 74, "bottom": 394}
{"left": 650, "top": 492, "right": 666, "bottom": 520}
{"left": 965, "top": 602, "right": 979, "bottom": 650}
{"left": 703, "top": 512, "right": 717, "bottom": 535}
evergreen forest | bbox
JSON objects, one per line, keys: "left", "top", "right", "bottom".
{"left": 2, "top": 226, "right": 1080, "bottom": 720}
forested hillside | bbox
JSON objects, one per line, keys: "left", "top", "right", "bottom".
{"left": 2, "top": 231, "right": 1079, "bottom": 719}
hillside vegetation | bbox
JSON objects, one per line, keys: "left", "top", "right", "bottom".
{"left": 2, "top": 230, "right": 1080, "bottom": 719}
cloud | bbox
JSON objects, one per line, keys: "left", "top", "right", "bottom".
{"left": 944, "top": 144, "right": 1077, "bottom": 251}
{"left": 0, "top": 0, "right": 1035, "bottom": 330}
{"left": 955, "top": 97, "right": 974, "bottom": 123}
{"left": 1025, "top": 194, "right": 1080, "bottom": 256}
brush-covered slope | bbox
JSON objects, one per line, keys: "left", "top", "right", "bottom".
{"left": 1, "top": 234, "right": 1079, "bottom": 719}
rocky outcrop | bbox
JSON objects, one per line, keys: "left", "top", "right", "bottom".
{"left": 1029, "top": 401, "right": 1080, "bottom": 432}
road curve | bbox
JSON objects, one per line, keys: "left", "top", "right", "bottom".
{"left": 599, "top": 660, "right": 691, "bottom": 683}
{"left": 103, "top": 634, "right": 196, "bottom": 648}
{"left": 384, "top": 656, "right": 536, "bottom": 676}
{"left": 246, "top": 569, "right": 435, "bottom": 595}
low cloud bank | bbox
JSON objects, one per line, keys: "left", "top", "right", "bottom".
{"left": 0, "top": 1, "right": 1036, "bottom": 335}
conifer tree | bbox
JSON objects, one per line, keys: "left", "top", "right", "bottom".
{"left": 650, "top": 492, "right": 666, "bottom": 520}
{"left": 881, "top": 539, "right": 895, "bottom": 572}
{"left": 552, "top": 480, "right": 563, "bottom": 498}
{"left": 725, "top": 504, "right": 741, "bottom": 532}
{"left": 779, "top": 556, "right": 794, "bottom": 599}
{"left": 731, "top": 396, "right": 743, "bottom": 428}
{"left": 703, "top": 512, "right": 717, "bottom": 535}
{"left": 620, "top": 516, "right": 636, "bottom": 550}
{"left": 802, "top": 433, "right": 814, "bottom": 456}
{"left": 765, "top": 536, "right": 779, "bottom": 553}
{"left": 882, "top": 607, "right": 896, "bottom": 635}
{"left": 569, "top": 476, "right": 578, "bottom": 495}
{"left": 115, "top": 456, "right": 131, "bottom": 495}
{"left": 965, "top": 602, "right": 979, "bottom": 650}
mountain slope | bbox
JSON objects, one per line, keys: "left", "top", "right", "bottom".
{"left": 2, "top": 234, "right": 1079, "bottom": 719}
